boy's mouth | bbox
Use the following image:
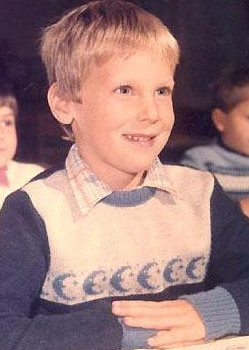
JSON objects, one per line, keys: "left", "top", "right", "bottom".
{"left": 123, "top": 134, "right": 156, "bottom": 145}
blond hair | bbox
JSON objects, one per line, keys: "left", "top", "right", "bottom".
{"left": 40, "top": 0, "right": 180, "bottom": 139}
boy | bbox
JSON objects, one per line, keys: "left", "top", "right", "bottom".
{"left": 0, "top": 89, "right": 44, "bottom": 207}
{"left": 180, "top": 68, "right": 249, "bottom": 213}
{"left": 1, "top": 1, "right": 249, "bottom": 349}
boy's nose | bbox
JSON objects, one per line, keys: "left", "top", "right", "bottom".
{"left": 137, "top": 97, "right": 159, "bottom": 123}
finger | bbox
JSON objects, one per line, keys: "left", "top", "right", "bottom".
{"left": 123, "top": 314, "right": 189, "bottom": 329}
{"left": 155, "top": 327, "right": 206, "bottom": 342}
{"left": 112, "top": 303, "right": 163, "bottom": 318}
{"left": 148, "top": 327, "right": 205, "bottom": 347}
{"left": 112, "top": 300, "right": 189, "bottom": 318}
{"left": 112, "top": 300, "right": 160, "bottom": 313}
{"left": 113, "top": 299, "right": 185, "bottom": 310}
{"left": 113, "top": 300, "right": 179, "bottom": 307}
{"left": 151, "top": 339, "right": 205, "bottom": 349}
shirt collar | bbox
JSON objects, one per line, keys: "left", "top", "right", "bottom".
{"left": 143, "top": 157, "right": 177, "bottom": 194}
{"left": 66, "top": 143, "right": 177, "bottom": 216}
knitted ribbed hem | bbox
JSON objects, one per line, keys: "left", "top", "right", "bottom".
{"left": 180, "top": 286, "right": 241, "bottom": 340}
{"left": 118, "top": 318, "right": 156, "bottom": 349}
{"left": 103, "top": 187, "right": 156, "bottom": 207}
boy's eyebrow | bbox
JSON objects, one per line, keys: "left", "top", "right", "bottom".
{"left": 157, "top": 82, "right": 175, "bottom": 90}
{"left": 113, "top": 80, "right": 175, "bottom": 87}
{"left": 163, "top": 81, "right": 175, "bottom": 87}
{"left": 156, "top": 77, "right": 175, "bottom": 86}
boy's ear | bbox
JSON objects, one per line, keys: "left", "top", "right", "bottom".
{"left": 47, "top": 83, "right": 74, "bottom": 124}
{"left": 211, "top": 108, "right": 227, "bottom": 132}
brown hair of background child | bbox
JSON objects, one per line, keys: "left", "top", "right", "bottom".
{"left": 0, "top": 91, "right": 18, "bottom": 117}
{"left": 212, "top": 67, "right": 249, "bottom": 113}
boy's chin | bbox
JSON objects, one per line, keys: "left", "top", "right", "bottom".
{"left": 124, "top": 157, "right": 158, "bottom": 174}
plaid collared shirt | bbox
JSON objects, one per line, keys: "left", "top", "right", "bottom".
{"left": 66, "top": 143, "right": 178, "bottom": 216}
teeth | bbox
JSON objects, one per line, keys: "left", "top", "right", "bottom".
{"left": 125, "top": 135, "right": 151, "bottom": 142}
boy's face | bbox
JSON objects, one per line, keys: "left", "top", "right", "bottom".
{"left": 218, "top": 98, "right": 249, "bottom": 156}
{"left": 70, "top": 51, "right": 175, "bottom": 184}
{"left": 0, "top": 106, "right": 17, "bottom": 168}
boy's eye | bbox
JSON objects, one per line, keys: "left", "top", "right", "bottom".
{"left": 156, "top": 87, "right": 172, "bottom": 96}
{"left": 115, "top": 86, "right": 132, "bottom": 95}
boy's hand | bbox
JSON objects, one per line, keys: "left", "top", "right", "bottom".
{"left": 112, "top": 299, "right": 206, "bottom": 349}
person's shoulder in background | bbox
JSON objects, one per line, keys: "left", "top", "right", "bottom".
{"left": 7, "top": 159, "right": 45, "bottom": 190}
{"left": 179, "top": 138, "right": 219, "bottom": 171}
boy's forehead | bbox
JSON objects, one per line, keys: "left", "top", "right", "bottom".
{"left": 82, "top": 46, "right": 175, "bottom": 79}
{"left": 91, "top": 51, "right": 174, "bottom": 77}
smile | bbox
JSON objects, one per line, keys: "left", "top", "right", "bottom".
{"left": 123, "top": 134, "right": 155, "bottom": 142}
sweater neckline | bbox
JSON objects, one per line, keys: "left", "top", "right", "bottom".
{"left": 102, "top": 187, "right": 157, "bottom": 207}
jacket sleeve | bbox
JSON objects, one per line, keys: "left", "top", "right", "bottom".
{"left": 0, "top": 191, "right": 122, "bottom": 350}
{"left": 181, "top": 180, "right": 249, "bottom": 340}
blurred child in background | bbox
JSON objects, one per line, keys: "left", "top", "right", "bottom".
{"left": 180, "top": 68, "right": 249, "bottom": 215}
{"left": 0, "top": 89, "right": 44, "bottom": 207}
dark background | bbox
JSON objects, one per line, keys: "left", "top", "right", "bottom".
{"left": 0, "top": 0, "right": 249, "bottom": 166}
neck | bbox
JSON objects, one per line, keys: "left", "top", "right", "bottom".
{"left": 111, "top": 171, "right": 146, "bottom": 190}
{"left": 77, "top": 146, "right": 147, "bottom": 190}
{"left": 82, "top": 157, "right": 146, "bottom": 190}
{"left": 94, "top": 166, "right": 146, "bottom": 190}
